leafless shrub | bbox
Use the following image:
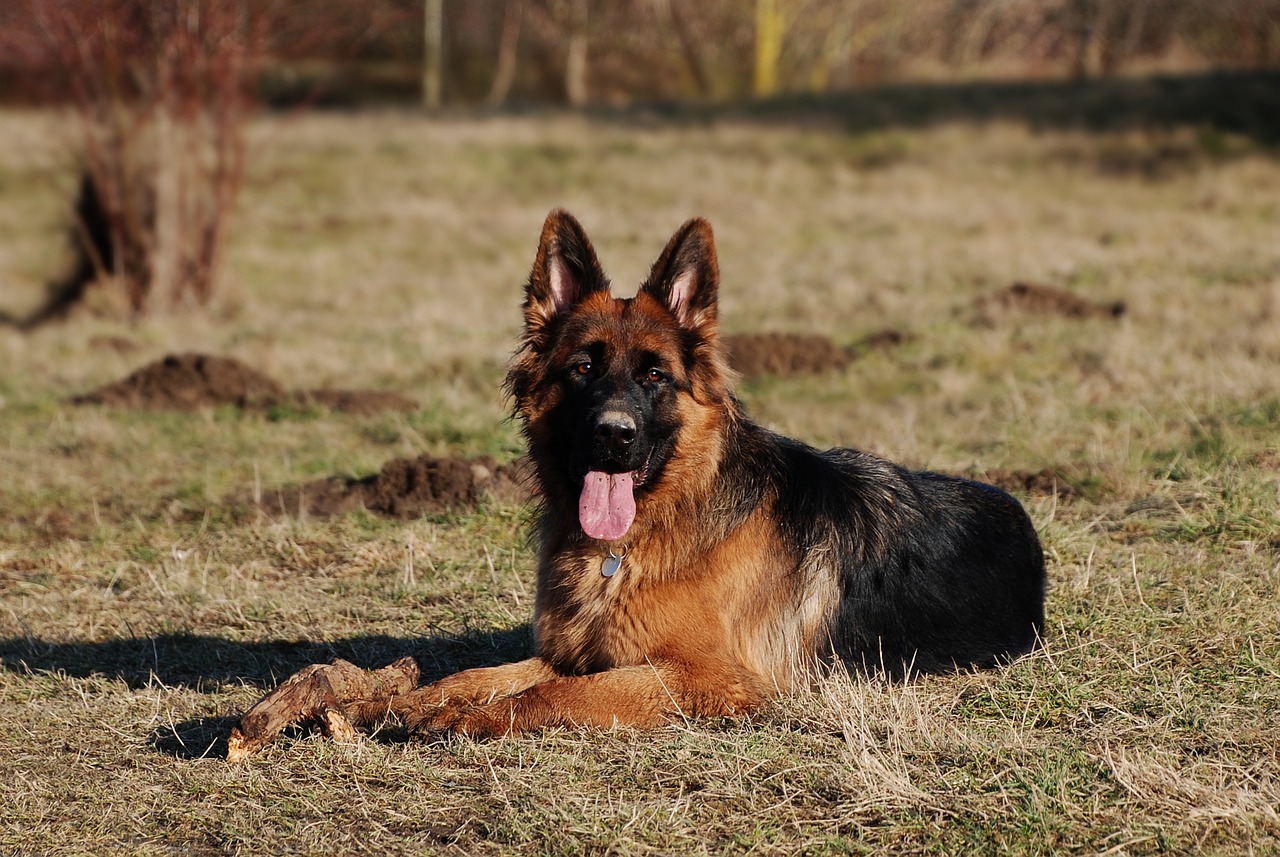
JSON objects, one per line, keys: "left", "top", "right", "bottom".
{"left": 4, "top": 0, "right": 264, "bottom": 320}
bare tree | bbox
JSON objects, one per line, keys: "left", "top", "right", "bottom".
{"left": 487, "top": 0, "right": 525, "bottom": 106}
{"left": 423, "top": 0, "right": 444, "bottom": 108}
{"left": 649, "top": 0, "right": 712, "bottom": 97}
{"left": 1098, "top": 0, "right": 1150, "bottom": 77}
{"left": 564, "top": 0, "right": 589, "bottom": 105}
{"left": 754, "top": 0, "right": 786, "bottom": 97}
{"left": 2, "top": 0, "right": 263, "bottom": 322}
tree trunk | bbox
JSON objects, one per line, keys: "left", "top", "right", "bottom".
{"left": 422, "top": 0, "right": 443, "bottom": 109}
{"left": 650, "top": 0, "right": 708, "bottom": 98}
{"left": 753, "top": 0, "right": 784, "bottom": 98}
{"left": 487, "top": 0, "right": 524, "bottom": 106}
{"left": 1069, "top": 0, "right": 1098, "bottom": 81}
{"left": 1100, "top": 0, "right": 1147, "bottom": 78}
{"left": 564, "top": 0, "right": 588, "bottom": 106}
{"left": 808, "top": 11, "right": 852, "bottom": 93}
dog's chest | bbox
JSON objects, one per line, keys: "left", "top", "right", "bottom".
{"left": 537, "top": 550, "right": 706, "bottom": 673}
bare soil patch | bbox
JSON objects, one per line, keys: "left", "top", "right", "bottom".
{"left": 1247, "top": 449, "right": 1280, "bottom": 471}
{"left": 251, "top": 454, "right": 532, "bottom": 520}
{"left": 73, "top": 353, "right": 286, "bottom": 409}
{"left": 849, "top": 328, "right": 912, "bottom": 355}
{"left": 292, "top": 388, "right": 419, "bottom": 417}
{"left": 724, "top": 329, "right": 906, "bottom": 380}
{"left": 980, "top": 282, "right": 1126, "bottom": 319}
{"left": 974, "top": 466, "right": 1079, "bottom": 500}
{"left": 725, "top": 332, "right": 851, "bottom": 379}
{"left": 87, "top": 334, "right": 141, "bottom": 354}
{"left": 73, "top": 352, "right": 417, "bottom": 415}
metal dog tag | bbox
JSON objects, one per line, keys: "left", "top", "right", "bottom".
{"left": 602, "top": 551, "right": 623, "bottom": 578}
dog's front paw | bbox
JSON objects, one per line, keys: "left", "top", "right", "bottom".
{"left": 386, "top": 686, "right": 458, "bottom": 736}
{"left": 403, "top": 699, "right": 517, "bottom": 740}
{"left": 399, "top": 700, "right": 464, "bottom": 737}
{"left": 445, "top": 701, "right": 517, "bottom": 739}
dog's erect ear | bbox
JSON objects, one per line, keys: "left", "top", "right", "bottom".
{"left": 639, "top": 217, "right": 719, "bottom": 331}
{"left": 524, "top": 209, "right": 608, "bottom": 345}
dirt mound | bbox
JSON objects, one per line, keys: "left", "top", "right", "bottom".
{"left": 74, "top": 352, "right": 417, "bottom": 415}
{"left": 252, "top": 455, "right": 533, "bottom": 520}
{"left": 88, "top": 335, "right": 141, "bottom": 354}
{"left": 981, "top": 282, "right": 1126, "bottom": 319}
{"left": 1247, "top": 449, "right": 1280, "bottom": 471}
{"left": 975, "top": 466, "right": 1078, "bottom": 500}
{"left": 724, "top": 332, "right": 852, "bottom": 380}
{"left": 849, "top": 328, "right": 913, "bottom": 356}
{"left": 722, "top": 329, "right": 908, "bottom": 381}
{"left": 73, "top": 353, "right": 286, "bottom": 409}
{"left": 294, "top": 388, "right": 419, "bottom": 416}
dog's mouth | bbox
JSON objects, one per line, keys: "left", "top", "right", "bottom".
{"left": 578, "top": 454, "right": 651, "bottom": 542}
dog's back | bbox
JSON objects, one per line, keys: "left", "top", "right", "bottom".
{"left": 707, "top": 421, "right": 1046, "bottom": 680}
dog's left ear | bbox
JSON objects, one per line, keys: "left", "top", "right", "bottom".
{"left": 640, "top": 217, "right": 719, "bottom": 332}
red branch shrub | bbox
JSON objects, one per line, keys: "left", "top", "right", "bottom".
{"left": 5, "top": 0, "right": 265, "bottom": 318}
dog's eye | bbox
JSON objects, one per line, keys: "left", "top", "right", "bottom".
{"left": 574, "top": 361, "right": 593, "bottom": 376}
{"left": 645, "top": 368, "right": 666, "bottom": 384}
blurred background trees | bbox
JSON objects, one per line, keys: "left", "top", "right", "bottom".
{"left": 0, "top": 0, "right": 1276, "bottom": 322}
{"left": 5, "top": 0, "right": 1276, "bottom": 111}
{"left": 255, "top": 0, "right": 1280, "bottom": 104}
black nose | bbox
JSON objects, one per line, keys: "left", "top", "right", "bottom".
{"left": 596, "top": 411, "right": 636, "bottom": 456}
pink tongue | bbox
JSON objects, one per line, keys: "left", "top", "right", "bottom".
{"left": 579, "top": 470, "right": 637, "bottom": 541}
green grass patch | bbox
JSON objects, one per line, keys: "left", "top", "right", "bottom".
{"left": 1, "top": 110, "right": 1278, "bottom": 854}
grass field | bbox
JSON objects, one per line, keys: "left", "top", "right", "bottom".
{"left": 1, "top": 103, "right": 1278, "bottom": 854}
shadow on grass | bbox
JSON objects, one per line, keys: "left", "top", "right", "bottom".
{"left": 593, "top": 69, "right": 1280, "bottom": 146}
{"left": 261, "top": 65, "right": 1280, "bottom": 145}
{"left": 0, "top": 626, "right": 533, "bottom": 760}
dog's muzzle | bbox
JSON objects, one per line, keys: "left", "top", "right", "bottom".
{"left": 594, "top": 410, "right": 637, "bottom": 462}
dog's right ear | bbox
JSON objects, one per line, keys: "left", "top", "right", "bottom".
{"left": 523, "top": 209, "right": 609, "bottom": 348}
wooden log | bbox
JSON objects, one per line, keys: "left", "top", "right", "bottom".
{"left": 227, "top": 656, "right": 421, "bottom": 762}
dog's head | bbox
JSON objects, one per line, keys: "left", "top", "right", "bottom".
{"left": 506, "top": 210, "right": 734, "bottom": 542}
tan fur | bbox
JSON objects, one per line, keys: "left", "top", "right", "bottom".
{"left": 397, "top": 330, "right": 814, "bottom": 736}
{"left": 391, "top": 393, "right": 788, "bottom": 736}
{"left": 395, "top": 213, "right": 835, "bottom": 737}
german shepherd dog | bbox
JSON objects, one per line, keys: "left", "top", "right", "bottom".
{"left": 388, "top": 210, "right": 1046, "bottom": 738}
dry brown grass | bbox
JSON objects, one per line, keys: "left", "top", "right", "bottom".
{"left": 1, "top": 104, "right": 1278, "bottom": 853}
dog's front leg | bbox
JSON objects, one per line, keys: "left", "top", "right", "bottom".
{"left": 393, "top": 657, "right": 560, "bottom": 732}
{"left": 431, "top": 661, "right": 769, "bottom": 738}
